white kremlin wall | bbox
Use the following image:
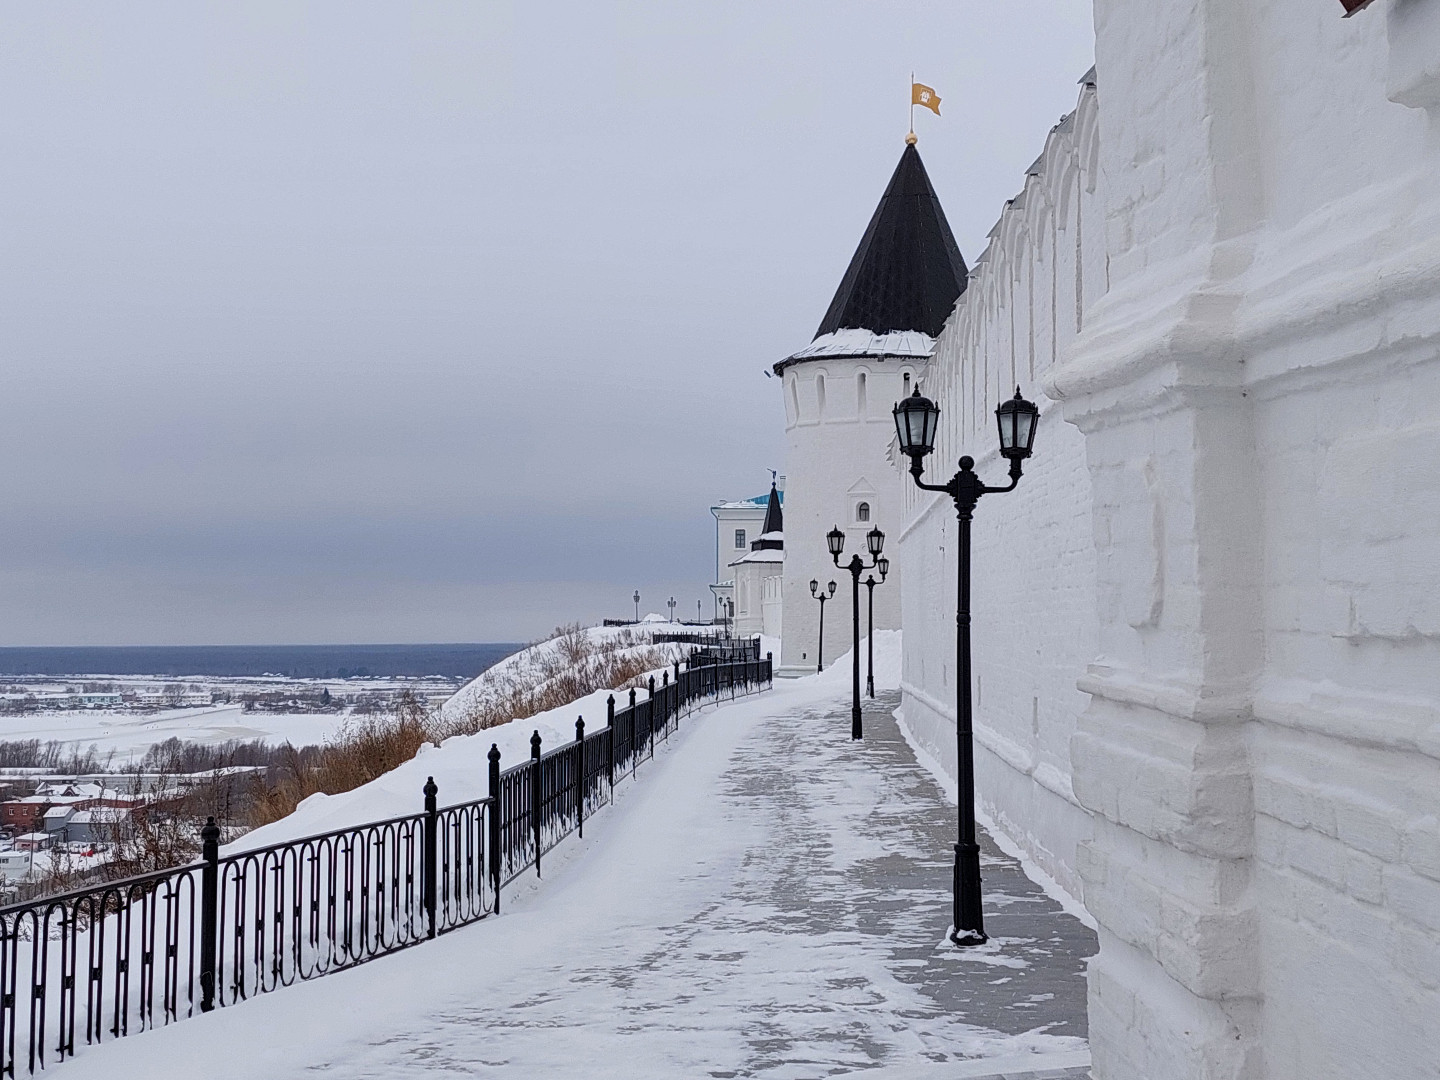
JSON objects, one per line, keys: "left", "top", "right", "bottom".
{"left": 894, "top": 4, "right": 1440, "bottom": 1078}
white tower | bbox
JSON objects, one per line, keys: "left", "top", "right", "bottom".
{"left": 775, "top": 136, "right": 969, "bottom": 676}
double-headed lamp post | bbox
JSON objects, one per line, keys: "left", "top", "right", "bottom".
{"left": 633, "top": 590, "right": 641, "bottom": 623}
{"left": 668, "top": 597, "right": 677, "bottom": 623}
{"left": 866, "top": 556, "right": 890, "bottom": 698}
{"left": 828, "top": 525, "right": 886, "bottom": 740}
{"left": 893, "top": 385, "right": 1039, "bottom": 948}
{"left": 809, "top": 578, "right": 836, "bottom": 674}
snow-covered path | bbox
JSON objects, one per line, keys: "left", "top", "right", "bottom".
{"left": 58, "top": 665, "right": 1095, "bottom": 1080}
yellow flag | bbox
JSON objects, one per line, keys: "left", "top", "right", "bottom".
{"left": 912, "top": 82, "right": 941, "bottom": 116}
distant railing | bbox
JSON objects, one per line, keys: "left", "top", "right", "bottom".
{"left": 682, "top": 637, "right": 762, "bottom": 664}
{"left": 0, "top": 655, "right": 772, "bottom": 1075}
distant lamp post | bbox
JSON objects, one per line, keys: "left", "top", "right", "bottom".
{"left": 829, "top": 525, "right": 885, "bottom": 740}
{"left": 697, "top": 599, "right": 703, "bottom": 624}
{"left": 668, "top": 597, "right": 677, "bottom": 623}
{"left": 809, "top": 578, "right": 836, "bottom": 673}
{"left": 866, "top": 555, "right": 890, "bottom": 698}
{"left": 894, "top": 384, "right": 1039, "bottom": 948}
{"left": 633, "top": 590, "right": 641, "bottom": 623}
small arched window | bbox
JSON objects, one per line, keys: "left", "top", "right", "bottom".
{"left": 857, "top": 371, "right": 868, "bottom": 415}
{"left": 856, "top": 502, "right": 871, "bottom": 522}
{"left": 816, "top": 374, "right": 827, "bottom": 417}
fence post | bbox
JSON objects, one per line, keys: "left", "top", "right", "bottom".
{"left": 647, "top": 677, "right": 656, "bottom": 758}
{"left": 423, "top": 777, "right": 438, "bottom": 938}
{"left": 530, "top": 731, "right": 543, "bottom": 878}
{"left": 606, "top": 695, "right": 616, "bottom": 789}
{"left": 200, "top": 816, "right": 220, "bottom": 1012}
{"left": 575, "top": 716, "right": 585, "bottom": 839}
{"left": 629, "top": 688, "right": 638, "bottom": 776}
{"left": 767, "top": 651, "right": 773, "bottom": 687}
{"left": 488, "top": 744, "right": 502, "bottom": 913}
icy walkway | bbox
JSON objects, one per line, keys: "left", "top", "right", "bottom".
{"left": 62, "top": 669, "right": 1096, "bottom": 1080}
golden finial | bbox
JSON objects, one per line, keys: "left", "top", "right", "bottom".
{"left": 905, "top": 132, "right": 918, "bottom": 146}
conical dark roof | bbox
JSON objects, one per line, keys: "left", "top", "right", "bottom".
{"left": 760, "top": 482, "right": 783, "bottom": 536}
{"left": 814, "top": 143, "right": 968, "bottom": 339}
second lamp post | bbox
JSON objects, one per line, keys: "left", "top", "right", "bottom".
{"left": 809, "top": 578, "right": 835, "bottom": 673}
{"left": 866, "top": 556, "right": 889, "bottom": 698}
{"left": 828, "top": 525, "right": 886, "bottom": 740}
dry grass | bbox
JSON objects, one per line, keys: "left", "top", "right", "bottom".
{"left": 243, "top": 627, "right": 671, "bottom": 828}
{"left": 246, "top": 690, "right": 435, "bottom": 827}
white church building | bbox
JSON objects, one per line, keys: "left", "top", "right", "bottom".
{"left": 771, "top": 2, "right": 1440, "bottom": 1078}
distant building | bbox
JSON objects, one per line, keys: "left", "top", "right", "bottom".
{"left": 727, "top": 481, "right": 784, "bottom": 640}
{"left": 709, "top": 476, "right": 783, "bottom": 622}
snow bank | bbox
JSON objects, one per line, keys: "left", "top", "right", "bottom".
{"left": 438, "top": 622, "right": 690, "bottom": 726}
{"left": 233, "top": 685, "right": 635, "bottom": 855}
{"left": 229, "top": 629, "right": 887, "bottom": 858}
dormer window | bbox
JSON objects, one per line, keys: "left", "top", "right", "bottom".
{"left": 856, "top": 502, "right": 871, "bottom": 522}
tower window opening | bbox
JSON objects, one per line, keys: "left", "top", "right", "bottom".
{"left": 857, "top": 371, "right": 868, "bottom": 415}
{"left": 735, "top": 529, "right": 746, "bottom": 549}
{"left": 816, "top": 374, "right": 827, "bottom": 417}
{"left": 856, "top": 502, "right": 871, "bottom": 522}
{"left": 903, "top": 372, "right": 911, "bottom": 393}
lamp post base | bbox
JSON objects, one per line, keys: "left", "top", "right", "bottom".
{"left": 951, "top": 841, "right": 988, "bottom": 947}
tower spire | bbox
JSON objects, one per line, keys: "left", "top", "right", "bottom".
{"left": 813, "top": 143, "right": 968, "bottom": 340}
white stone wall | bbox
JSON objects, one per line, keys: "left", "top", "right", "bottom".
{"left": 778, "top": 357, "right": 915, "bottom": 674}
{"left": 896, "top": 3, "right": 1440, "bottom": 1077}
{"left": 896, "top": 77, "right": 1105, "bottom": 901}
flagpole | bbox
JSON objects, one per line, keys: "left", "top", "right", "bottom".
{"left": 909, "top": 70, "right": 915, "bottom": 136}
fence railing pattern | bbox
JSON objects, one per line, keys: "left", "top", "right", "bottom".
{"left": 0, "top": 654, "right": 771, "bottom": 1075}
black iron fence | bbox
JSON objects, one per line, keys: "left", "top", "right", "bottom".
{"left": 0, "top": 655, "right": 771, "bottom": 1076}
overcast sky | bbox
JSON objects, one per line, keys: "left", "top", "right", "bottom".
{"left": 0, "top": 1, "right": 1093, "bottom": 646}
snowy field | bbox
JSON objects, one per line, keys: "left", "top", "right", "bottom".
{"left": 0, "top": 704, "right": 351, "bottom": 762}
{"left": 53, "top": 631, "right": 1097, "bottom": 1080}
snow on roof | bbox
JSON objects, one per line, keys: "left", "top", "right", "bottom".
{"left": 713, "top": 490, "right": 785, "bottom": 511}
{"left": 730, "top": 549, "right": 784, "bottom": 566}
{"left": 776, "top": 328, "right": 935, "bottom": 370}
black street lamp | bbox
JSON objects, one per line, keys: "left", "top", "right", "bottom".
{"left": 633, "top": 590, "right": 641, "bottom": 623}
{"left": 893, "top": 384, "right": 1039, "bottom": 948}
{"left": 866, "top": 555, "right": 890, "bottom": 698}
{"left": 829, "top": 525, "right": 886, "bottom": 740}
{"left": 809, "top": 578, "right": 836, "bottom": 673}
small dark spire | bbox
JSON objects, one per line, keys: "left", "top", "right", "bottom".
{"left": 760, "top": 481, "right": 783, "bottom": 537}
{"left": 814, "top": 143, "right": 968, "bottom": 339}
